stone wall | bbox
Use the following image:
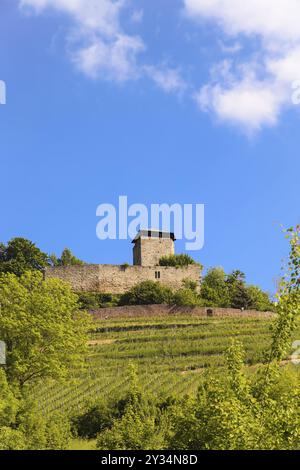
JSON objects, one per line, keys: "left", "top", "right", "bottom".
{"left": 45, "top": 264, "right": 201, "bottom": 294}
{"left": 91, "top": 304, "right": 275, "bottom": 319}
{"left": 133, "top": 237, "right": 175, "bottom": 266}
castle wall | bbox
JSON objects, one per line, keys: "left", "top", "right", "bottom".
{"left": 45, "top": 264, "right": 200, "bottom": 294}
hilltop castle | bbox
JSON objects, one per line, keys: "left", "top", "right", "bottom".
{"left": 46, "top": 230, "right": 201, "bottom": 294}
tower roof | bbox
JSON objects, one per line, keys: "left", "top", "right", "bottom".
{"left": 132, "top": 229, "right": 176, "bottom": 243}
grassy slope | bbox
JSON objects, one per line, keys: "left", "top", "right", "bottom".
{"left": 34, "top": 314, "right": 300, "bottom": 417}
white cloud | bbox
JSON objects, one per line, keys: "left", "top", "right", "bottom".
{"left": 185, "top": 0, "right": 300, "bottom": 132}
{"left": 20, "top": 0, "right": 145, "bottom": 82}
{"left": 144, "top": 65, "right": 186, "bottom": 94}
{"left": 184, "top": 0, "right": 300, "bottom": 43}
{"left": 73, "top": 35, "right": 144, "bottom": 81}
{"left": 20, "top": 0, "right": 187, "bottom": 93}
{"left": 196, "top": 80, "right": 284, "bottom": 133}
{"left": 20, "top": 0, "right": 300, "bottom": 132}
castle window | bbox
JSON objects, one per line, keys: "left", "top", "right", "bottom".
{"left": 155, "top": 271, "right": 161, "bottom": 279}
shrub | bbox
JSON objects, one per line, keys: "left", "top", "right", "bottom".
{"left": 172, "top": 288, "right": 200, "bottom": 307}
{"left": 0, "top": 427, "right": 26, "bottom": 450}
{"left": 119, "top": 281, "right": 173, "bottom": 306}
{"left": 159, "top": 254, "right": 197, "bottom": 267}
{"left": 71, "top": 400, "right": 114, "bottom": 439}
{"left": 78, "top": 292, "right": 120, "bottom": 310}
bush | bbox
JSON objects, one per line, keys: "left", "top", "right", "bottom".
{"left": 96, "top": 405, "right": 165, "bottom": 450}
{"left": 78, "top": 292, "right": 120, "bottom": 310}
{"left": 96, "top": 366, "right": 167, "bottom": 450}
{"left": 119, "top": 281, "right": 173, "bottom": 306}
{"left": 199, "top": 267, "right": 274, "bottom": 311}
{"left": 159, "top": 254, "right": 197, "bottom": 267}
{"left": 71, "top": 400, "right": 114, "bottom": 439}
{"left": 0, "top": 427, "right": 26, "bottom": 450}
{"left": 172, "top": 288, "right": 200, "bottom": 307}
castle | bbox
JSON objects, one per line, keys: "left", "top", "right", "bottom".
{"left": 46, "top": 230, "right": 201, "bottom": 294}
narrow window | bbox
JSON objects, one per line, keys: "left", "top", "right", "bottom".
{"left": 155, "top": 271, "right": 161, "bottom": 279}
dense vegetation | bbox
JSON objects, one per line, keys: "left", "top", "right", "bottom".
{"left": 0, "top": 227, "right": 299, "bottom": 449}
{"left": 0, "top": 271, "right": 91, "bottom": 449}
{"left": 199, "top": 268, "right": 274, "bottom": 311}
{"left": 117, "top": 270, "right": 273, "bottom": 311}
{"left": 0, "top": 238, "right": 84, "bottom": 277}
{"left": 0, "top": 237, "right": 273, "bottom": 310}
{"left": 54, "top": 227, "right": 300, "bottom": 449}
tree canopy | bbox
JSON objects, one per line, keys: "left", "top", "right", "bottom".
{"left": 199, "top": 267, "right": 274, "bottom": 311}
{"left": 0, "top": 270, "right": 91, "bottom": 386}
{"left": 0, "top": 238, "right": 49, "bottom": 276}
{"left": 50, "top": 248, "right": 84, "bottom": 267}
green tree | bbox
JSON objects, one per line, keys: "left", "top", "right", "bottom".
{"left": 246, "top": 285, "right": 274, "bottom": 311}
{"left": 0, "top": 369, "right": 19, "bottom": 427}
{"left": 119, "top": 281, "right": 173, "bottom": 306}
{"left": 0, "top": 271, "right": 91, "bottom": 386}
{"left": 50, "top": 248, "right": 84, "bottom": 267}
{"left": 0, "top": 238, "right": 49, "bottom": 276}
{"left": 71, "top": 399, "right": 114, "bottom": 439}
{"left": 97, "top": 366, "right": 166, "bottom": 450}
{"left": 199, "top": 267, "right": 230, "bottom": 307}
{"left": 172, "top": 288, "right": 200, "bottom": 307}
{"left": 59, "top": 248, "right": 84, "bottom": 266}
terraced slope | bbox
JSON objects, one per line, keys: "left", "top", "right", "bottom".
{"left": 33, "top": 315, "right": 300, "bottom": 415}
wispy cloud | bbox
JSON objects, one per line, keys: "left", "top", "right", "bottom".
{"left": 184, "top": 0, "right": 300, "bottom": 132}
{"left": 20, "top": 0, "right": 145, "bottom": 82}
{"left": 20, "top": 0, "right": 186, "bottom": 94}
{"left": 19, "top": 0, "right": 300, "bottom": 133}
{"left": 144, "top": 65, "right": 187, "bottom": 94}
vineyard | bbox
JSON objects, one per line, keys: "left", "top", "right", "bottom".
{"left": 33, "top": 314, "right": 300, "bottom": 416}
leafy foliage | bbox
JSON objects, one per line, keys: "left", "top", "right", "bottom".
{"left": 199, "top": 267, "right": 274, "bottom": 311}
{"left": 0, "top": 271, "right": 91, "bottom": 386}
{"left": 0, "top": 370, "right": 72, "bottom": 450}
{"left": 119, "top": 281, "right": 173, "bottom": 306}
{"left": 172, "top": 287, "right": 200, "bottom": 307}
{"left": 78, "top": 292, "right": 120, "bottom": 310}
{"left": 159, "top": 254, "right": 198, "bottom": 267}
{"left": 71, "top": 399, "right": 114, "bottom": 439}
{"left": 96, "top": 366, "right": 166, "bottom": 450}
{"left": 50, "top": 248, "right": 84, "bottom": 267}
{"left": 0, "top": 238, "right": 49, "bottom": 276}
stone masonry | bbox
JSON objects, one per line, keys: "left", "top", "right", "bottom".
{"left": 45, "top": 230, "right": 201, "bottom": 294}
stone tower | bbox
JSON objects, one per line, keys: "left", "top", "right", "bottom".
{"left": 132, "top": 229, "right": 175, "bottom": 267}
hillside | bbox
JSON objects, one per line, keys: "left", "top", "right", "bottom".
{"left": 33, "top": 309, "right": 300, "bottom": 417}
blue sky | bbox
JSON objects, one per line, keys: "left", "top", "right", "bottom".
{"left": 1, "top": 0, "right": 300, "bottom": 294}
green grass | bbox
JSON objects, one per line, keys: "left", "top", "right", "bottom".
{"left": 33, "top": 314, "right": 300, "bottom": 417}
